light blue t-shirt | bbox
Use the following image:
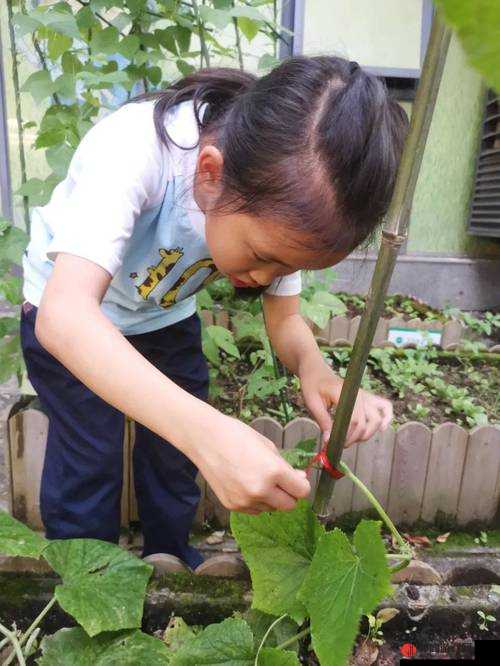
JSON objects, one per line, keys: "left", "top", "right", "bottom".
{"left": 23, "top": 100, "right": 301, "bottom": 335}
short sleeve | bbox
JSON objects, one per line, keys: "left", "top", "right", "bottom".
{"left": 44, "top": 102, "right": 165, "bottom": 277}
{"left": 265, "top": 271, "right": 302, "bottom": 296}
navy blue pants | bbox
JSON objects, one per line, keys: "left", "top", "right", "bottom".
{"left": 20, "top": 303, "right": 209, "bottom": 569}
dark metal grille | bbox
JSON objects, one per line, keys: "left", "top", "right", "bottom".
{"left": 469, "top": 90, "right": 500, "bottom": 237}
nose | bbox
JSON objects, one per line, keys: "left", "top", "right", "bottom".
{"left": 249, "top": 268, "right": 281, "bottom": 286}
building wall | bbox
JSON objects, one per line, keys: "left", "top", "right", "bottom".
{"left": 407, "top": 34, "right": 500, "bottom": 258}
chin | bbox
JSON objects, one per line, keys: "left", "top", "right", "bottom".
{"left": 233, "top": 285, "right": 268, "bottom": 300}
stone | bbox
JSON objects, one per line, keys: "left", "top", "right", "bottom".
{"left": 391, "top": 559, "right": 442, "bottom": 585}
{"left": 195, "top": 554, "right": 248, "bottom": 579}
{"left": 0, "top": 555, "right": 52, "bottom": 575}
{"left": 143, "top": 553, "right": 191, "bottom": 575}
{"left": 205, "top": 530, "right": 225, "bottom": 545}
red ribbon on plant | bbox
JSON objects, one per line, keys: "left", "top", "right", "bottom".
{"left": 308, "top": 447, "right": 345, "bottom": 479}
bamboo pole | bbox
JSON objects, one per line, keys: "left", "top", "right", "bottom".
{"left": 313, "top": 14, "right": 452, "bottom": 516}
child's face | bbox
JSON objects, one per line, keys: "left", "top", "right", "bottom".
{"left": 194, "top": 143, "right": 346, "bottom": 290}
{"left": 205, "top": 210, "right": 346, "bottom": 290}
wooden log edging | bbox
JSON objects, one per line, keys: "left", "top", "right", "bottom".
{"left": 201, "top": 309, "right": 500, "bottom": 353}
{"left": 5, "top": 407, "right": 500, "bottom": 532}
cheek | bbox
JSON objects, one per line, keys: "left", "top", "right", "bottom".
{"left": 205, "top": 219, "right": 247, "bottom": 272}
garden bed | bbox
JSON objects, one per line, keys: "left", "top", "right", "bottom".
{"left": 1, "top": 534, "right": 499, "bottom": 663}
{"left": 201, "top": 279, "right": 500, "bottom": 351}
{"left": 208, "top": 345, "right": 500, "bottom": 429}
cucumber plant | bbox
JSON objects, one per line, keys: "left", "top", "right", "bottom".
{"left": 0, "top": 442, "right": 413, "bottom": 665}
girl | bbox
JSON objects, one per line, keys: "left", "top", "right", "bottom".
{"left": 21, "top": 56, "right": 408, "bottom": 569}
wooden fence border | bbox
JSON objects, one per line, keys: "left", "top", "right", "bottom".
{"left": 201, "top": 309, "right": 500, "bottom": 353}
{"left": 5, "top": 407, "right": 500, "bottom": 531}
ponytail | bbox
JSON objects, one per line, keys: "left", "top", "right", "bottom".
{"left": 132, "top": 68, "right": 256, "bottom": 149}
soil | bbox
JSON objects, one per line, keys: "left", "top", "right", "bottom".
{"left": 337, "top": 292, "right": 447, "bottom": 323}
{"left": 209, "top": 353, "right": 500, "bottom": 429}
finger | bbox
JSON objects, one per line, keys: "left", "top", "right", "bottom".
{"left": 362, "top": 407, "right": 382, "bottom": 441}
{"left": 346, "top": 415, "right": 366, "bottom": 447}
{"left": 266, "top": 488, "right": 299, "bottom": 512}
{"left": 275, "top": 465, "right": 311, "bottom": 499}
{"left": 260, "top": 437, "right": 281, "bottom": 454}
{"left": 303, "top": 392, "right": 332, "bottom": 442}
{"left": 379, "top": 400, "right": 394, "bottom": 430}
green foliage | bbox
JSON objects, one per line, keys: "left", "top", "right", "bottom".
{"left": 426, "top": 376, "right": 488, "bottom": 427}
{"left": 300, "top": 271, "right": 346, "bottom": 329}
{"left": 0, "top": 218, "right": 29, "bottom": 385}
{"left": 0, "top": 510, "right": 48, "bottom": 558}
{"left": 434, "top": 0, "right": 500, "bottom": 92}
{"left": 168, "top": 617, "right": 299, "bottom": 665}
{"left": 281, "top": 438, "right": 317, "bottom": 470}
{"left": 202, "top": 324, "right": 240, "bottom": 365}
{"left": 39, "top": 627, "right": 172, "bottom": 665}
{"left": 1, "top": 491, "right": 397, "bottom": 664}
{"left": 43, "top": 539, "right": 153, "bottom": 636}
{"left": 10, "top": 1, "right": 281, "bottom": 208}
{"left": 297, "top": 521, "right": 393, "bottom": 666}
{"left": 231, "top": 500, "right": 324, "bottom": 622}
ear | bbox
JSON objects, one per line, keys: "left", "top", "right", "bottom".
{"left": 195, "top": 145, "right": 224, "bottom": 206}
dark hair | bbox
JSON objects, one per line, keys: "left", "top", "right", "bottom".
{"left": 133, "top": 57, "right": 408, "bottom": 254}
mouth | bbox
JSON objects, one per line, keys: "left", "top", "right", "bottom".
{"left": 228, "top": 276, "right": 258, "bottom": 288}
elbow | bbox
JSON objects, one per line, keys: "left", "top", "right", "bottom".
{"left": 34, "top": 302, "right": 57, "bottom": 354}
{"left": 34, "top": 299, "right": 71, "bottom": 356}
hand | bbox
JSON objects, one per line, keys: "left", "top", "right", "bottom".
{"left": 299, "top": 358, "right": 393, "bottom": 448}
{"left": 192, "top": 412, "right": 311, "bottom": 515}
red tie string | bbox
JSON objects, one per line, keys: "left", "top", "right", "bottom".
{"left": 308, "top": 447, "right": 345, "bottom": 479}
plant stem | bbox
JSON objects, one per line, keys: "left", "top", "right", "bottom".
{"left": 231, "top": 1, "right": 244, "bottom": 70}
{"left": 2, "top": 596, "right": 57, "bottom": 666}
{"left": 260, "top": 297, "right": 291, "bottom": 422}
{"left": 74, "top": 0, "right": 127, "bottom": 37}
{"left": 271, "top": 347, "right": 290, "bottom": 422}
{"left": 276, "top": 626, "right": 311, "bottom": 651}
{"left": 6, "top": 0, "right": 30, "bottom": 232}
{"left": 254, "top": 614, "right": 287, "bottom": 664}
{"left": 20, "top": 596, "right": 56, "bottom": 650}
{"left": 191, "top": 0, "right": 210, "bottom": 68}
{"left": 0, "top": 622, "right": 25, "bottom": 666}
{"left": 338, "top": 461, "right": 412, "bottom": 571}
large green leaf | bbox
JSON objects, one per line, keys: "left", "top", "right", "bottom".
{"left": 434, "top": 0, "right": 500, "bottom": 92}
{"left": 169, "top": 618, "right": 298, "bottom": 666}
{"left": 21, "top": 70, "right": 57, "bottom": 105}
{"left": 297, "top": 520, "right": 393, "bottom": 666}
{"left": 198, "top": 6, "right": 231, "bottom": 30}
{"left": 258, "top": 651, "right": 300, "bottom": 665}
{"left": 205, "top": 325, "right": 240, "bottom": 358}
{"left": 39, "top": 627, "right": 171, "bottom": 665}
{"left": 32, "top": 4, "right": 82, "bottom": 40}
{"left": 169, "top": 618, "right": 254, "bottom": 665}
{"left": 237, "top": 17, "right": 260, "bottom": 42}
{"left": 43, "top": 539, "right": 153, "bottom": 636}
{"left": 0, "top": 510, "right": 48, "bottom": 559}
{"left": 231, "top": 501, "right": 323, "bottom": 622}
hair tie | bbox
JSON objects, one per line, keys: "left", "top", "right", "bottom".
{"left": 349, "top": 60, "right": 361, "bottom": 75}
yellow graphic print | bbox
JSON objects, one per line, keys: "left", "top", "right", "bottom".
{"left": 136, "top": 248, "right": 184, "bottom": 299}
{"left": 134, "top": 249, "right": 220, "bottom": 308}
{"left": 161, "top": 258, "right": 219, "bottom": 308}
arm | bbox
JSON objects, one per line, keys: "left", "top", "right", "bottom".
{"left": 36, "top": 254, "right": 310, "bottom": 513}
{"left": 262, "top": 293, "right": 393, "bottom": 446}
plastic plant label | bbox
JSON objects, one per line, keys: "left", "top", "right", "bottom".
{"left": 388, "top": 326, "right": 442, "bottom": 348}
